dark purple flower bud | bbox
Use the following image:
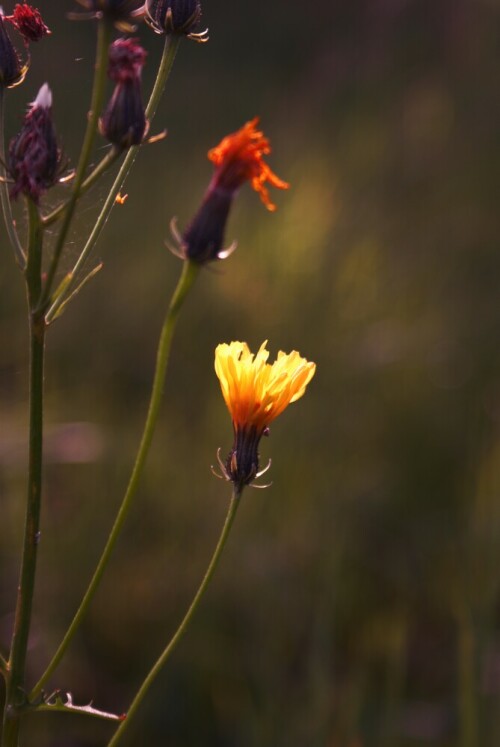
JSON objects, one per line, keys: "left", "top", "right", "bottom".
{"left": 108, "top": 37, "right": 146, "bottom": 82}
{"left": 180, "top": 187, "right": 233, "bottom": 263}
{"left": 71, "top": 1, "right": 143, "bottom": 32}
{"left": 0, "top": 12, "right": 27, "bottom": 88}
{"left": 99, "top": 78, "right": 147, "bottom": 148}
{"left": 99, "top": 37, "right": 147, "bottom": 149}
{"left": 9, "top": 83, "right": 61, "bottom": 203}
{"left": 11, "top": 4, "right": 51, "bottom": 43}
{"left": 144, "top": 0, "right": 207, "bottom": 41}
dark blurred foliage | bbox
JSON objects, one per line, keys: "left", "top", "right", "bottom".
{"left": 1, "top": 0, "right": 500, "bottom": 745}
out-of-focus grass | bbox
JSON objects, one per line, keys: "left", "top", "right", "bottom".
{"left": 1, "top": 1, "right": 500, "bottom": 745}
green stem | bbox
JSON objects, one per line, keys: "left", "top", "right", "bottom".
{"left": 30, "top": 260, "right": 199, "bottom": 700}
{"left": 42, "top": 146, "right": 120, "bottom": 227}
{"left": 107, "top": 486, "right": 242, "bottom": 747}
{"left": 45, "top": 34, "right": 180, "bottom": 324}
{"left": 2, "top": 201, "right": 45, "bottom": 747}
{"left": 0, "top": 88, "right": 26, "bottom": 269}
{"left": 40, "top": 18, "right": 113, "bottom": 309}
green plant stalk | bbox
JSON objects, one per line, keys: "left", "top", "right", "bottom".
{"left": 0, "top": 88, "right": 26, "bottom": 269}
{"left": 45, "top": 34, "right": 181, "bottom": 324}
{"left": 107, "top": 486, "right": 242, "bottom": 747}
{"left": 2, "top": 201, "right": 45, "bottom": 747}
{"left": 30, "top": 259, "right": 199, "bottom": 700}
{"left": 40, "top": 18, "right": 113, "bottom": 309}
{"left": 42, "top": 146, "right": 121, "bottom": 227}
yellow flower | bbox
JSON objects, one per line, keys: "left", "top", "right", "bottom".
{"left": 214, "top": 341, "right": 316, "bottom": 488}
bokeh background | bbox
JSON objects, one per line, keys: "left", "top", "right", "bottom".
{"left": 1, "top": 1, "right": 500, "bottom": 745}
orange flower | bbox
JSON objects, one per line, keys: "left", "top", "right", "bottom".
{"left": 214, "top": 341, "right": 316, "bottom": 488}
{"left": 169, "top": 118, "right": 289, "bottom": 263}
{"left": 208, "top": 117, "right": 289, "bottom": 212}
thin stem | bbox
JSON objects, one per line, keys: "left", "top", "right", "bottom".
{"left": 30, "top": 259, "right": 199, "bottom": 700}
{"left": 107, "top": 486, "right": 242, "bottom": 747}
{"left": 2, "top": 201, "right": 45, "bottom": 747}
{"left": 42, "top": 146, "right": 120, "bottom": 227}
{"left": 0, "top": 88, "right": 26, "bottom": 269}
{"left": 45, "top": 34, "right": 181, "bottom": 324}
{"left": 40, "top": 18, "right": 113, "bottom": 309}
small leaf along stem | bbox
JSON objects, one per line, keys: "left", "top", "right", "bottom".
{"left": 45, "top": 33, "right": 181, "bottom": 324}
{"left": 107, "top": 486, "right": 242, "bottom": 747}
{"left": 2, "top": 200, "right": 45, "bottom": 747}
{"left": 30, "top": 259, "right": 199, "bottom": 701}
{"left": 40, "top": 17, "right": 113, "bottom": 311}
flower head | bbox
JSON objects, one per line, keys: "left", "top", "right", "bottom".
{"left": 0, "top": 12, "right": 27, "bottom": 88}
{"left": 8, "top": 83, "right": 61, "bottom": 203}
{"left": 99, "top": 38, "right": 148, "bottom": 149}
{"left": 214, "top": 341, "right": 316, "bottom": 488}
{"left": 107, "top": 36, "right": 147, "bottom": 82}
{"left": 70, "top": 0, "right": 143, "bottom": 32}
{"left": 209, "top": 117, "right": 289, "bottom": 212}
{"left": 144, "top": 0, "right": 207, "bottom": 41}
{"left": 11, "top": 3, "right": 50, "bottom": 43}
{"left": 169, "top": 118, "right": 289, "bottom": 263}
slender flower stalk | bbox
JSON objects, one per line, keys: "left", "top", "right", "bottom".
{"left": 40, "top": 17, "right": 113, "bottom": 310}
{"left": 30, "top": 259, "right": 199, "bottom": 700}
{"left": 0, "top": 88, "right": 26, "bottom": 267}
{"left": 45, "top": 33, "right": 180, "bottom": 324}
{"left": 3, "top": 199, "right": 45, "bottom": 747}
{"left": 107, "top": 485, "right": 242, "bottom": 747}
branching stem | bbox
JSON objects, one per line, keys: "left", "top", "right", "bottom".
{"left": 30, "top": 260, "right": 199, "bottom": 700}
{"left": 45, "top": 34, "right": 180, "bottom": 324}
{"left": 2, "top": 200, "right": 45, "bottom": 747}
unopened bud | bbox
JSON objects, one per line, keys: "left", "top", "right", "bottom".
{"left": 9, "top": 83, "right": 61, "bottom": 202}
{"left": 11, "top": 3, "right": 50, "bottom": 43}
{"left": 71, "top": 1, "right": 143, "bottom": 32}
{"left": 99, "top": 78, "right": 147, "bottom": 148}
{"left": 0, "top": 11, "right": 26, "bottom": 88}
{"left": 145, "top": 0, "right": 202, "bottom": 36}
{"left": 99, "top": 38, "right": 148, "bottom": 149}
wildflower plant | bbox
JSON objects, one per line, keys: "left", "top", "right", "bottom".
{"left": 0, "top": 3, "right": 315, "bottom": 745}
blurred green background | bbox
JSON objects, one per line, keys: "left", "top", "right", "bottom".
{"left": 2, "top": 1, "right": 500, "bottom": 745}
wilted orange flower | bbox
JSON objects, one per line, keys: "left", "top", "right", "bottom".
{"left": 208, "top": 117, "right": 289, "bottom": 212}
{"left": 214, "top": 341, "right": 316, "bottom": 489}
{"left": 169, "top": 118, "right": 289, "bottom": 263}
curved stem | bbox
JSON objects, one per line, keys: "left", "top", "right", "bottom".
{"left": 42, "top": 146, "right": 120, "bottom": 227}
{"left": 0, "top": 88, "right": 26, "bottom": 269}
{"left": 30, "top": 259, "right": 199, "bottom": 701}
{"left": 2, "top": 201, "right": 45, "bottom": 747}
{"left": 45, "top": 34, "right": 180, "bottom": 324}
{"left": 40, "top": 18, "right": 113, "bottom": 309}
{"left": 107, "top": 486, "right": 242, "bottom": 747}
